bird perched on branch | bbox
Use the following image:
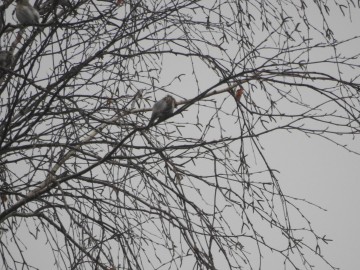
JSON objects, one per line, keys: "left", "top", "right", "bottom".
{"left": 15, "top": 0, "right": 40, "bottom": 26}
{"left": 148, "top": 95, "right": 176, "bottom": 126}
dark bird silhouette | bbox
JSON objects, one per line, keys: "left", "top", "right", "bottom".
{"left": 148, "top": 95, "right": 176, "bottom": 126}
{"left": 16, "top": 0, "right": 40, "bottom": 25}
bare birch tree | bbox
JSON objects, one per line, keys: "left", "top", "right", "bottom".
{"left": 0, "top": 0, "right": 359, "bottom": 269}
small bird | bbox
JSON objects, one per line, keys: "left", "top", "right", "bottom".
{"left": 15, "top": 0, "right": 40, "bottom": 26}
{"left": 0, "top": 51, "right": 13, "bottom": 69}
{"left": 148, "top": 95, "right": 176, "bottom": 126}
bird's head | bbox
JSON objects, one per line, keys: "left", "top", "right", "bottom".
{"left": 165, "top": 95, "right": 176, "bottom": 108}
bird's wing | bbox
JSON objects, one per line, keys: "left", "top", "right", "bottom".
{"left": 16, "top": 6, "right": 36, "bottom": 24}
{"left": 30, "top": 7, "right": 40, "bottom": 23}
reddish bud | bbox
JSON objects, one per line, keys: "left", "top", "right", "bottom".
{"left": 235, "top": 87, "right": 244, "bottom": 101}
{"left": 116, "top": 0, "right": 125, "bottom": 6}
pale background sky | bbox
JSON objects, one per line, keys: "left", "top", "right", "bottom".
{"left": 264, "top": 130, "right": 360, "bottom": 270}
{"left": 263, "top": 8, "right": 360, "bottom": 270}
{"left": 1, "top": 1, "right": 360, "bottom": 270}
{"left": 158, "top": 6, "right": 360, "bottom": 268}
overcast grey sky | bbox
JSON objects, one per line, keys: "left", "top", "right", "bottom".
{"left": 264, "top": 9, "right": 360, "bottom": 270}
{"left": 1, "top": 1, "right": 360, "bottom": 270}
{"left": 264, "top": 130, "right": 360, "bottom": 270}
